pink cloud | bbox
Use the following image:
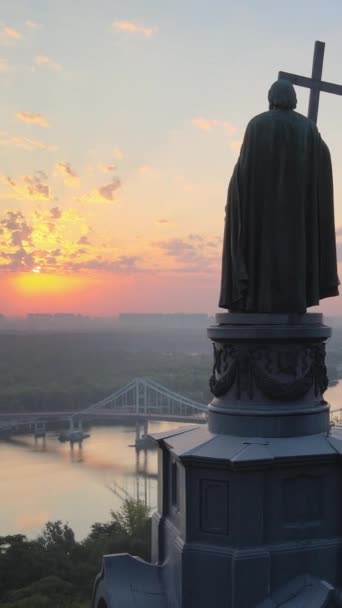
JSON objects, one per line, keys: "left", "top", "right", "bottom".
{"left": 1, "top": 26, "right": 21, "bottom": 41}
{"left": 112, "top": 21, "right": 158, "bottom": 38}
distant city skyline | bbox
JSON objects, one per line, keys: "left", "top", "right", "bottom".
{"left": 0, "top": 1, "right": 341, "bottom": 315}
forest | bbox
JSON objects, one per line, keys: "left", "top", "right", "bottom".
{"left": 0, "top": 499, "right": 151, "bottom": 608}
{"left": 0, "top": 328, "right": 212, "bottom": 413}
{"left": 0, "top": 326, "right": 340, "bottom": 414}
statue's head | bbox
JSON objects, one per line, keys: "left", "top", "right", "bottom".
{"left": 268, "top": 79, "right": 297, "bottom": 110}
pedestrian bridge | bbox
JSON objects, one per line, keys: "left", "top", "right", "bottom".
{"left": 0, "top": 378, "right": 208, "bottom": 437}
{"left": 82, "top": 377, "right": 207, "bottom": 420}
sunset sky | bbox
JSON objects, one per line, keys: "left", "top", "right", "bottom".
{"left": 0, "top": 0, "right": 341, "bottom": 316}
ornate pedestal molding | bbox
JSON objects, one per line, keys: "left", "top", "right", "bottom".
{"left": 207, "top": 313, "right": 331, "bottom": 437}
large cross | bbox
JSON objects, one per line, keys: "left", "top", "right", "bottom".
{"left": 278, "top": 40, "right": 342, "bottom": 124}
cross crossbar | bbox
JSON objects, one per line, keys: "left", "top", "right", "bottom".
{"left": 278, "top": 40, "right": 342, "bottom": 124}
{"left": 278, "top": 71, "right": 342, "bottom": 97}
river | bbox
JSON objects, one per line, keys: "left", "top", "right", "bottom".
{"left": 1, "top": 383, "right": 341, "bottom": 540}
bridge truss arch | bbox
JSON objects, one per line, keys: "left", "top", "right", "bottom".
{"left": 83, "top": 377, "right": 207, "bottom": 419}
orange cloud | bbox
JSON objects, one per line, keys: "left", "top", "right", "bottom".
{"left": 112, "top": 21, "right": 158, "bottom": 37}
{"left": 192, "top": 118, "right": 219, "bottom": 131}
{"left": 34, "top": 55, "right": 62, "bottom": 71}
{"left": 0, "top": 26, "right": 21, "bottom": 44}
{"left": 55, "top": 161, "right": 79, "bottom": 187}
{"left": 0, "top": 132, "right": 58, "bottom": 151}
{"left": 192, "top": 117, "right": 238, "bottom": 139}
{"left": 16, "top": 111, "right": 49, "bottom": 128}
{"left": 4, "top": 27, "right": 21, "bottom": 39}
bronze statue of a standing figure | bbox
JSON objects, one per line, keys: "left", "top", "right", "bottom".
{"left": 219, "top": 79, "right": 340, "bottom": 313}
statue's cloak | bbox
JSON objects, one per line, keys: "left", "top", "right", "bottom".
{"left": 219, "top": 109, "right": 340, "bottom": 313}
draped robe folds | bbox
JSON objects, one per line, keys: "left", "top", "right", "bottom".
{"left": 219, "top": 109, "right": 340, "bottom": 313}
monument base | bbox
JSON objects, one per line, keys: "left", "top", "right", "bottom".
{"left": 207, "top": 313, "right": 330, "bottom": 437}
{"left": 92, "top": 313, "right": 342, "bottom": 607}
{"left": 93, "top": 422, "right": 342, "bottom": 607}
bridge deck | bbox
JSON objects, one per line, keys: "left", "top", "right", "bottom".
{"left": 0, "top": 410, "right": 206, "bottom": 429}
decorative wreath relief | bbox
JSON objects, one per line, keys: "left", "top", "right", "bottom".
{"left": 209, "top": 342, "right": 328, "bottom": 401}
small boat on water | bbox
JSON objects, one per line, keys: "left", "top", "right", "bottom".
{"left": 58, "top": 430, "right": 90, "bottom": 443}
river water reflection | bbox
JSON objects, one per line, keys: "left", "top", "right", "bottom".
{"left": 1, "top": 383, "right": 341, "bottom": 540}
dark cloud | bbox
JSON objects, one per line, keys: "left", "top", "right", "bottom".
{"left": 78, "top": 235, "right": 90, "bottom": 245}
{"left": 69, "top": 255, "right": 144, "bottom": 274}
{"left": 23, "top": 175, "right": 49, "bottom": 199}
{"left": 36, "top": 170, "right": 48, "bottom": 180}
{"left": 155, "top": 235, "right": 221, "bottom": 273}
{"left": 188, "top": 233, "right": 204, "bottom": 242}
{"left": 50, "top": 206, "right": 62, "bottom": 219}
{"left": 80, "top": 176, "right": 122, "bottom": 203}
{"left": 0, "top": 172, "right": 49, "bottom": 200}
{"left": 206, "top": 239, "right": 221, "bottom": 248}
{"left": 55, "top": 161, "right": 79, "bottom": 186}
{"left": 156, "top": 238, "right": 200, "bottom": 263}
{"left": 98, "top": 177, "right": 121, "bottom": 201}
{"left": 101, "top": 164, "right": 116, "bottom": 173}
{"left": 1, "top": 176, "right": 16, "bottom": 187}
{"left": 116, "top": 255, "right": 141, "bottom": 268}
{"left": 1, "top": 211, "right": 32, "bottom": 246}
{"left": 1, "top": 242, "right": 35, "bottom": 271}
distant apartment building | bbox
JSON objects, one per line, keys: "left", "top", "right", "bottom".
{"left": 27, "top": 313, "right": 89, "bottom": 320}
{"left": 26, "top": 313, "right": 90, "bottom": 330}
{"left": 118, "top": 313, "right": 209, "bottom": 329}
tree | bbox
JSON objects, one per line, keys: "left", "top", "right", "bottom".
{"left": 38, "top": 521, "right": 75, "bottom": 552}
{"left": 0, "top": 499, "right": 151, "bottom": 606}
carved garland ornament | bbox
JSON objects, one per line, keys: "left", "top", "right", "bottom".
{"left": 209, "top": 342, "right": 328, "bottom": 401}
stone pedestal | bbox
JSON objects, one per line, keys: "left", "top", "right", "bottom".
{"left": 92, "top": 314, "right": 342, "bottom": 608}
{"left": 208, "top": 312, "right": 330, "bottom": 437}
